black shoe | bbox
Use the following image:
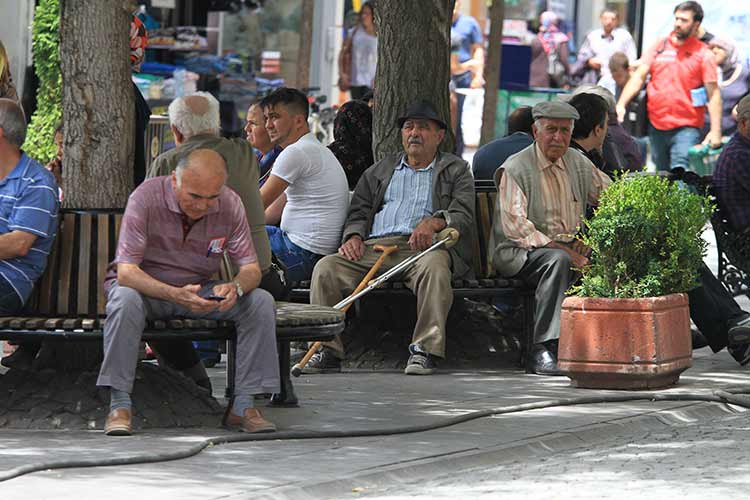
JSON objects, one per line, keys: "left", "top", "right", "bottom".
{"left": 301, "top": 348, "right": 342, "bottom": 374}
{"left": 728, "top": 315, "right": 750, "bottom": 345}
{"left": 529, "top": 344, "right": 563, "bottom": 376}
{"left": 1, "top": 344, "right": 39, "bottom": 371}
{"left": 728, "top": 344, "right": 750, "bottom": 366}
{"left": 195, "top": 377, "right": 213, "bottom": 394}
{"left": 691, "top": 328, "right": 709, "bottom": 349}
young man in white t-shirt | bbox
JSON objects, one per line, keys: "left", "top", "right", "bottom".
{"left": 259, "top": 87, "right": 349, "bottom": 282}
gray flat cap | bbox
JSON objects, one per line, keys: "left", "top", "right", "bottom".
{"left": 532, "top": 101, "right": 580, "bottom": 120}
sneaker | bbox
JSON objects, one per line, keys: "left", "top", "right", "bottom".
{"left": 0, "top": 344, "right": 39, "bottom": 371}
{"left": 728, "top": 344, "right": 750, "bottom": 366}
{"left": 301, "top": 348, "right": 342, "bottom": 374}
{"left": 404, "top": 345, "right": 436, "bottom": 375}
{"left": 728, "top": 315, "right": 750, "bottom": 345}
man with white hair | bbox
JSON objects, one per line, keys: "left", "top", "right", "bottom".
{"left": 491, "top": 101, "right": 611, "bottom": 376}
{"left": 99, "top": 148, "right": 279, "bottom": 436}
{"left": 148, "top": 93, "right": 286, "bottom": 387}
{"left": 0, "top": 99, "right": 59, "bottom": 370}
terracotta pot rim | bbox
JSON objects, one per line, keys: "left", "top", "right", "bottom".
{"left": 562, "top": 293, "right": 688, "bottom": 311}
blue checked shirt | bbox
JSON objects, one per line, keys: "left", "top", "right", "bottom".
{"left": 370, "top": 156, "right": 434, "bottom": 238}
{"left": 0, "top": 154, "right": 59, "bottom": 304}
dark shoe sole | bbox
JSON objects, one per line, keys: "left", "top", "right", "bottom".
{"left": 300, "top": 366, "right": 341, "bottom": 374}
{"left": 222, "top": 423, "right": 277, "bottom": 433}
{"left": 729, "top": 326, "right": 750, "bottom": 345}
{"left": 404, "top": 365, "right": 435, "bottom": 375}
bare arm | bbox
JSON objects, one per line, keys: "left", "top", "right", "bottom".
{"left": 704, "top": 81, "right": 723, "bottom": 148}
{"left": 264, "top": 192, "right": 287, "bottom": 225}
{"left": 616, "top": 63, "right": 650, "bottom": 122}
{"left": 0, "top": 231, "right": 37, "bottom": 260}
{"left": 469, "top": 43, "right": 485, "bottom": 88}
{"left": 260, "top": 174, "right": 289, "bottom": 209}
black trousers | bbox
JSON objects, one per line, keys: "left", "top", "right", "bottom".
{"left": 688, "top": 263, "right": 747, "bottom": 352}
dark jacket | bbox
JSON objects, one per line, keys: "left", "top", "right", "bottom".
{"left": 343, "top": 152, "right": 476, "bottom": 279}
{"left": 472, "top": 132, "right": 534, "bottom": 181}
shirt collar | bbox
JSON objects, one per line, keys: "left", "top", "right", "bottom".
{"left": 397, "top": 155, "right": 437, "bottom": 172}
{"left": 5, "top": 153, "right": 30, "bottom": 181}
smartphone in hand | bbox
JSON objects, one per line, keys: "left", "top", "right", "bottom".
{"left": 205, "top": 294, "right": 225, "bottom": 301}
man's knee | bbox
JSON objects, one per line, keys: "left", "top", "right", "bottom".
{"left": 106, "top": 285, "right": 146, "bottom": 316}
{"left": 546, "top": 249, "right": 573, "bottom": 272}
{"left": 410, "top": 250, "right": 452, "bottom": 283}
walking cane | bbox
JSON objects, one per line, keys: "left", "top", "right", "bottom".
{"left": 290, "top": 227, "right": 460, "bottom": 377}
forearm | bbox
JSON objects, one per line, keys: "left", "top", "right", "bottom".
{"left": 0, "top": 231, "right": 36, "bottom": 260}
{"left": 117, "top": 263, "right": 178, "bottom": 302}
{"left": 617, "top": 71, "right": 647, "bottom": 108}
{"left": 707, "top": 89, "right": 722, "bottom": 135}
{"left": 470, "top": 47, "right": 484, "bottom": 79}
{"left": 234, "top": 263, "right": 262, "bottom": 293}
{"left": 264, "top": 193, "right": 286, "bottom": 225}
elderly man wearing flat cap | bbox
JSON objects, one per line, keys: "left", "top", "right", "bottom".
{"left": 491, "top": 101, "right": 612, "bottom": 375}
{"left": 305, "top": 100, "right": 475, "bottom": 375}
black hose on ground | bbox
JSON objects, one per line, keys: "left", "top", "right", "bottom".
{"left": 1, "top": 389, "right": 748, "bottom": 482}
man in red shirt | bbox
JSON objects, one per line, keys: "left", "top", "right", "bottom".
{"left": 616, "top": 1, "right": 722, "bottom": 171}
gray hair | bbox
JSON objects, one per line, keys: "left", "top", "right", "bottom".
{"left": 0, "top": 98, "right": 27, "bottom": 148}
{"left": 533, "top": 117, "right": 575, "bottom": 131}
{"left": 168, "top": 91, "right": 220, "bottom": 138}
{"left": 175, "top": 155, "right": 189, "bottom": 187}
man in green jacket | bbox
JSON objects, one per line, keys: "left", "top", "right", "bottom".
{"left": 304, "top": 101, "right": 475, "bottom": 375}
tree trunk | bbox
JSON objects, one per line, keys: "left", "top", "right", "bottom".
{"left": 295, "top": 0, "right": 315, "bottom": 90}
{"left": 60, "top": 0, "right": 134, "bottom": 209}
{"left": 373, "top": 0, "right": 455, "bottom": 160}
{"left": 480, "top": 0, "right": 505, "bottom": 147}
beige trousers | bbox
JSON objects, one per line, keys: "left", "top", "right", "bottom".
{"left": 310, "top": 236, "right": 453, "bottom": 358}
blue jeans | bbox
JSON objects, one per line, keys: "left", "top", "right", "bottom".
{"left": 265, "top": 226, "right": 323, "bottom": 283}
{"left": 451, "top": 71, "right": 473, "bottom": 156}
{"left": 0, "top": 276, "right": 22, "bottom": 315}
{"left": 648, "top": 125, "right": 701, "bottom": 172}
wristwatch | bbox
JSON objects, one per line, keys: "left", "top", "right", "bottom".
{"left": 233, "top": 280, "right": 244, "bottom": 298}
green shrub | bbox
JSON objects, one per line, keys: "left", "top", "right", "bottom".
{"left": 573, "top": 174, "right": 712, "bottom": 298}
{"left": 22, "top": 0, "right": 61, "bottom": 164}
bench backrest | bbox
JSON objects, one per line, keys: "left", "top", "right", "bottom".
{"left": 28, "top": 210, "right": 123, "bottom": 317}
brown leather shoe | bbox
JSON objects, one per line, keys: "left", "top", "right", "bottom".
{"left": 222, "top": 407, "right": 276, "bottom": 433}
{"left": 104, "top": 408, "right": 132, "bottom": 436}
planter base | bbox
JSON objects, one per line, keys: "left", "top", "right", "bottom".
{"left": 558, "top": 294, "right": 692, "bottom": 390}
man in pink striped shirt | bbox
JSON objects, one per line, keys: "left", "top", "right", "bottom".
{"left": 97, "top": 149, "right": 279, "bottom": 436}
{"left": 492, "top": 101, "right": 611, "bottom": 376}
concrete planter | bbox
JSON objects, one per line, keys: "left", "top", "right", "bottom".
{"left": 558, "top": 293, "right": 692, "bottom": 389}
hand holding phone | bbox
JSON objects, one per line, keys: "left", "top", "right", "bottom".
{"left": 205, "top": 294, "right": 226, "bottom": 301}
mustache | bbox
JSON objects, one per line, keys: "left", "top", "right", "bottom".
{"left": 408, "top": 138, "right": 423, "bottom": 145}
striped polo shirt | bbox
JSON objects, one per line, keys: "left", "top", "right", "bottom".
{"left": 370, "top": 156, "right": 435, "bottom": 238}
{"left": 0, "top": 153, "right": 59, "bottom": 304}
{"left": 105, "top": 176, "right": 256, "bottom": 291}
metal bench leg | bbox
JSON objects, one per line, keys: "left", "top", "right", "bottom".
{"left": 224, "top": 337, "right": 236, "bottom": 399}
{"left": 522, "top": 291, "right": 535, "bottom": 373}
{"left": 269, "top": 340, "right": 299, "bottom": 407}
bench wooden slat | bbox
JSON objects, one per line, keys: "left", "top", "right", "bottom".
{"left": 62, "top": 318, "right": 83, "bottom": 330}
{"left": 77, "top": 213, "right": 92, "bottom": 315}
{"left": 168, "top": 319, "right": 185, "bottom": 329}
{"left": 57, "top": 213, "right": 76, "bottom": 315}
{"left": 97, "top": 214, "right": 110, "bottom": 315}
{"left": 37, "top": 226, "right": 60, "bottom": 314}
{"left": 81, "top": 318, "right": 96, "bottom": 330}
{"left": 24, "top": 318, "right": 47, "bottom": 329}
{"left": 45, "top": 318, "right": 66, "bottom": 329}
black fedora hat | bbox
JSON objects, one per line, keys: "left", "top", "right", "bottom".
{"left": 396, "top": 100, "right": 447, "bottom": 130}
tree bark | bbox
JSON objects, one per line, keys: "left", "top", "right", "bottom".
{"left": 295, "top": 0, "right": 315, "bottom": 90}
{"left": 373, "top": 0, "right": 455, "bottom": 160}
{"left": 480, "top": 0, "right": 505, "bottom": 147}
{"left": 60, "top": 0, "right": 134, "bottom": 209}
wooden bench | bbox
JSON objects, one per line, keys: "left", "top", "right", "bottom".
{"left": 288, "top": 180, "right": 537, "bottom": 369}
{"left": 0, "top": 209, "right": 345, "bottom": 407}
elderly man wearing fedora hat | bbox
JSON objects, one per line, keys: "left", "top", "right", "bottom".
{"left": 491, "top": 101, "right": 612, "bottom": 375}
{"left": 305, "top": 100, "right": 475, "bottom": 375}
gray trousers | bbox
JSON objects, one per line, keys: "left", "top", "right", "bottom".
{"left": 310, "top": 236, "right": 453, "bottom": 358}
{"left": 97, "top": 281, "right": 280, "bottom": 396}
{"left": 514, "top": 248, "right": 577, "bottom": 345}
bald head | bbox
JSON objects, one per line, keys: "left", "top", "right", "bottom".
{"left": 168, "top": 92, "right": 220, "bottom": 139}
{"left": 172, "top": 149, "right": 227, "bottom": 220}
{"left": 175, "top": 149, "right": 227, "bottom": 187}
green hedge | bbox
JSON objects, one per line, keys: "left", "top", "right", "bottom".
{"left": 23, "top": 0, "right": 61, "bottom": 164}
{"left": 573, "top": 174, "right": 712, "bottom": 299}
